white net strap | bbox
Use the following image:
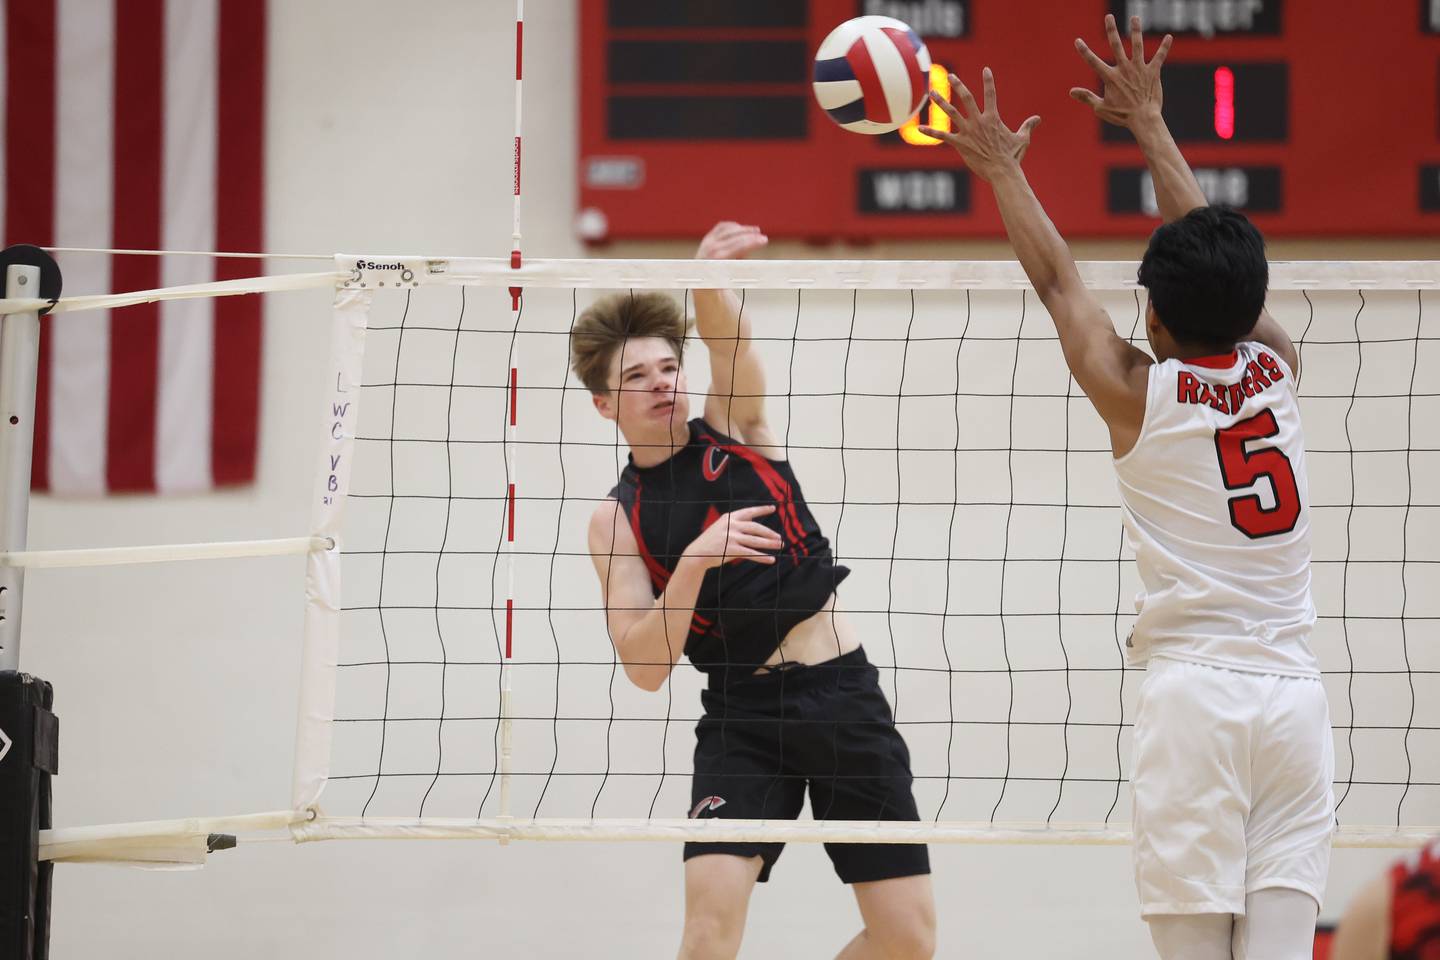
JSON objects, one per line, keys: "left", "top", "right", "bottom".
{"left": 1, "top": 258, "right": 1436, "bottom": 318}
{"left": 294, "top": 817, "right": 1433, "bottom": 849}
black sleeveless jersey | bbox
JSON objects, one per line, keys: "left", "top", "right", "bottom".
{"left": 607, "top": 418, "right": 850, "bottom": 683}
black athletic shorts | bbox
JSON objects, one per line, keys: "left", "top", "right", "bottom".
{"left": 684, "top": 646, "right": 931, "bottom": 884}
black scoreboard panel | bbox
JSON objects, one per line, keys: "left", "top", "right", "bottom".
{"left": 580, "top": 0, "right": 1440, "bottom": 238}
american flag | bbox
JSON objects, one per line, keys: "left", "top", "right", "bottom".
{"left": 1, "top": 0, "right": 264, "bottom": 493}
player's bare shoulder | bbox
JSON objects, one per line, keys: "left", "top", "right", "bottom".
{"left": 587, "top": 496, "right": 639, "bottom": 558}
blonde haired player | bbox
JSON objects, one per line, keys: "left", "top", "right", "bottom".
{"left": 576, "top": 223, "right": 935, "bottom": 960}
{"left": 921, "top": 15, "right": 1334, "bottom": 960}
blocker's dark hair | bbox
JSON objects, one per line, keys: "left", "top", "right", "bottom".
{"left": 1138, "top": 205, "right": 1268, "bottom": 349}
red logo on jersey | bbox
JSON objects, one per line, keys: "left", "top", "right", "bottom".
{"left": 702, "top": 446, "right": 730, "bottom": 481}
{"left": 690, "top": 796, "right": 727, "bottom": 819}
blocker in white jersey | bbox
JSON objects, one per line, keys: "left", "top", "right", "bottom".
{"left": 928, "top": 16, "right": 1334, "bottom": 953}
{"left": 1114, "top": 341, "right": 1319, "bottom": 678}
{"left": 1118, "top": 342, "right": 1334, "bottom": 919}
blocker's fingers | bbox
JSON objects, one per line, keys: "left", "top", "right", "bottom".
{"left": 1069, "top": 87, "right": 1103, "bottom": 109}
{"left": 952, "top": 76, "right": 981, "bottom": 118}
{"left": 1152, "top": 34, "right": 1174, "bottom": 69}
{"left": 1075, "top": 38, "right": 1113, "bottom": 77}
{"left": 928, "top": 88, "right": 966, "bottom": 124}
{"left": 982, "top": 67, "right": 997, "bottom": 114}
{"left": 1130, "top": 15, "right": 1145, "bottom": 63}
{"left": 916, "top": 125, "right": 963, "bottom": 148}
{"left": 1104, "top": 13, "right": 1127, "bottom": 62}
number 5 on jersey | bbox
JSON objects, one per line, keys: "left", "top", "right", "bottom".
{"left": 1214, "top": 410, "right": 1301, "bottom": 539}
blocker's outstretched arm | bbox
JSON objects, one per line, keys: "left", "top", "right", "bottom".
{"left": 1071, "top": 14, "right": 1299, "bottom": 375}
{"left": 920, "top": 70, "right": 1152, "bottom": 455}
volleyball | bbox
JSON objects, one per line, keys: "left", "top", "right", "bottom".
{"left": 812, "top": 15, "right": 932, "bottom": 135}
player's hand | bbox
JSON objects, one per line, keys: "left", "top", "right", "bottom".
{"left": 918, "top": 68, "right": 1041, "bottom": 183}
{"left": 695, "top": 222, "right": 768, "bottom": 260}
{"left": 681, "top": 504, "right": 783, "bottom": 570}
{"left": 1071, "top": 14, "right": 1173, "bottom": 130}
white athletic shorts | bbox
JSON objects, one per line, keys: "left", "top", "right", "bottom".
{"left": 1131, "top": 656, "right": 1335, "bottom": 917}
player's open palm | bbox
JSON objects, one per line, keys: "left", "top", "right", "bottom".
{"left": 919, "top": 68, "right": 1040, "bottom": 183}
{"left": 695, "top": 221, "right": 768, "bottom": 260}
{"left": 1072, "top": 14, "right": 1173, "bottom": 129}
{"left": 683, "top": 504, "right": 783, "bottom": 569}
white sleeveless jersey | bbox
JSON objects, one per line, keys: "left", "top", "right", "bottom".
{"left": 1114, "top": 341, "right": 1319, "bottom": 677}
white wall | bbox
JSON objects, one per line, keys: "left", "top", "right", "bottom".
{"left": 23, "top": 1, "right": 1430, "bottom": 956}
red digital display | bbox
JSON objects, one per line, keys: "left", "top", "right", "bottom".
{"left": 578, "top": 0, "right": 1440, "bottom": 239}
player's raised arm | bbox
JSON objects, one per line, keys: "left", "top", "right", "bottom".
{"left": 1073, "top": 14, "right": 1299, "bottom": 376}
{"left": 692, "top": 222, "right": 782, "bottom": 455}
{"left": 921, "top": 70, "right": 1152, "bottom": 454}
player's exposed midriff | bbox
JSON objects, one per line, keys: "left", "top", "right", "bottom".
{"left": 755, "top": 593, "right": 861, "bottom": 672}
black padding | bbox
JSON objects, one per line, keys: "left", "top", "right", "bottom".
{"left": 0, "top": 246, "right": 62, "bottom": 316}
{"left": 0, "top": 672, "right": 56, "bottom": 959}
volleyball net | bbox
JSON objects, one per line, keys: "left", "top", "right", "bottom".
{"left": 3, "top": 255, "right": 1436, "bottom": 863}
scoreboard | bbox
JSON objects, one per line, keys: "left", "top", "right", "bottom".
{"left": 577, "top": 0, "right": 1440, "bottom": 240}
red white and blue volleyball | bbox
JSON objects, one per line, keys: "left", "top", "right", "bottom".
{"left": 813, "top": 16, "right": 932, "bottom": 135}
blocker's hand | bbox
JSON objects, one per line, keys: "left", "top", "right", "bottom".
{"left": 1071, "top": 14, "right": 1174, "bottom": 130}
{"left": 682, "top": 505, "right": 782, "bottom": 569}
{"left": 695, "top": 221, "right": 768, "bottom": 260}
{"left": 918, "top": 68, "right": 1040, "bottom": 183}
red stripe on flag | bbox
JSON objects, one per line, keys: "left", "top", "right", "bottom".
{"left": 881, "top": 27, "right": 924, "bottom": 119}
{"left": 845, "top": 36, "right": 886, "bottom": 123}
{"left": 212, "top": 0, "right": 265, "bottom": 486}
{"left": 108, "top": 0, "right": 164, "bottom": 492}
{"left": 5, "top": 1, "right": 57, "bottom": 490}
{"left": 5, "top": 1, "right": 57, "bottom": 249}
{"left": 515, "top": 20, "right": 523, "bottom": 80}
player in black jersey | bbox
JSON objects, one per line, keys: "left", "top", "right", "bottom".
{"left": 574, "top": 222, "right": 934, "bottom": 960}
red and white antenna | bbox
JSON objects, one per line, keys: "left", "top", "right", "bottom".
{"left": 499, "top": 0, "right": 524, "bottom": 835}
{"left": 508, "top": 0, "right": 525, "bottom": 309}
